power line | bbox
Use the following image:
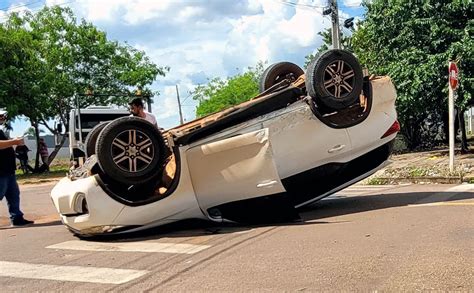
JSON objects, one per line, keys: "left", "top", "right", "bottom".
{"left": 341, "top": 3, "right": 362, "bottom": 8}
{"left": 0, "top": 0, "right": 44, "bottom": 12}
{"left": 180, "top": 92, "right": 193, "bottom": 104}
{"left": 0, "top": 0, "right": 76, "bottom": 22}
{"left": 277, "top": 0, "right": 325, "bottom": 8}
{"left": 273, "top": 0, "right": 326, "bottom": 14}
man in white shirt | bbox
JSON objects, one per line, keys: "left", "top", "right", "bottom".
{"left": 128, "top": 98, "right": 159, "bottom": 128}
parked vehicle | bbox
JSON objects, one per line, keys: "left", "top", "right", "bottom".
{"left": 51, "top": 50, "right": 399, "bottom": 236}
{"left": 68, "top": 106, "right": 130, "bottom": 165}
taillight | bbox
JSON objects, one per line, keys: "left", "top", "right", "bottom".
{"left": 381, "top": 120, "right": 400, "bottom": 138}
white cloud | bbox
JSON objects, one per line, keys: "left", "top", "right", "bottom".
{"left": 12, "top": 0, "right": 341, "bottom": 130}
{"left": 82, "top": 0, "right": 332, "bottom": 128}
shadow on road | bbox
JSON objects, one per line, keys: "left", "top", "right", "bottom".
{"left": 0, "top": 220, "right": 63, "bottom": 230}
{"left": 77, "top": 190, "right": 473, "bottom": 242}
{"left": 300, "top": 191, "right": 473, "bottom": 221}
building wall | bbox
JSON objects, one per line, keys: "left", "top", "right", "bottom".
{"left": 466, "top": 107, "right": 474, "bottom": 135}
{"left": 24, "top": 135, "right": 70, "bottom": 159}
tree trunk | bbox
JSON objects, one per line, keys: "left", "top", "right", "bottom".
{"left": 457, "top": 107, "right": 469, "bottom": 153}
{"left": 32, "top": 120, "right": 41, "bottom": 172}
{"left": 47, "top": 132, "right": 68, "bottom": 165}
{"left": 401, "top": 117, "right": 423, "bottom": 150}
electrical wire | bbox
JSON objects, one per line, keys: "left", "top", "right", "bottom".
{"left": 277, "top": 0, "right": 326, "bottom": 8}
{"left": 273, "top": 0, "right": 326, "bottom": 14}
{"left": 0, "top": 0, "right": 76, "bottom": 22}
{"left": 180, "top": 93, "right": 193, "bottom": 104}
{"left": 0, "top": 0, "right": 44, "bottom": 12}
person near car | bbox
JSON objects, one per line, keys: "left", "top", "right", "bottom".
{"left": 0, "top": 109, "right": 12, "bottom": 138}
{"left": 128, "top": 98, "right": 159, "bottom": 128}
{"left": 38, "top": 138, "right": 49, "bottom": 171}
{"left": 15, "top": 144, "right": 34, "bottom": 174}
{"left": 0, "top": 129, "right": 34, "bottom": 226}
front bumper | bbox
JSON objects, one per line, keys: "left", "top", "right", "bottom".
{"left": 51, "top": 176, "right": 127, "bottom": 235}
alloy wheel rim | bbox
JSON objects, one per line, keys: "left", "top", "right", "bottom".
{"left": 110, "top": 129, "right": 155, "bottom": 172}
{"left": 323, "top": 60, "right": 355, "bottom": 99}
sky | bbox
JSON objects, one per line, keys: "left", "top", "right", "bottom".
{"left": 0, "top": 0, "right": 365, "bottom": 136}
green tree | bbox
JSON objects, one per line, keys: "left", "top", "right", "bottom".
{"left": 0, "top": 6, "right": 168, "bottom": 171}
{"left": 304, "top": 27, "right": 353, "bottom": 68}
{"left": 192, "top": 63, "right": 265, "bottom": 117}
{"left": 352, "top": 0, "right": 473, "bottom": 150}
{"left": 23, "top": 127, "right": 45, "bottom": 137}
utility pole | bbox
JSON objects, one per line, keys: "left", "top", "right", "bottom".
{"left": 175, "top": 84, "right": 184, "bottom": 125}
{"left": 146, "top": 97, "right": 152, "bottom": 113}
{"left": 329, "top": 0, "right": 341, "bottom": 49}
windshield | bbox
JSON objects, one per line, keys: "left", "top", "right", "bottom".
{"left": 75, "top": 113, "right": 129, "bottom": 129}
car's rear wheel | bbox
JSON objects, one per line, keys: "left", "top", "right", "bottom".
{"left": 259, "top": 62, "right": 304, "bottom": 92}
{"left": 95, "top": 117, "right": 167, "bottom": 185}
{"left": 306, "top": 49, "right": 363, "bottom": 110}
{"left": 85, "top": 122, "right": 109, "bottom": 157}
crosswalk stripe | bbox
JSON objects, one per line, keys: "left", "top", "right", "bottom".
{"left": 410, "top": 202, "right": 474, "bottom": 207}
{"left": 409, "top": 184, "right": 474, "bottom": 207}
{"left": 47, "top": 240, "right": 211, "bottom": 254}
{"left": 0, "top": 261, "right": 147, "bottom": 284}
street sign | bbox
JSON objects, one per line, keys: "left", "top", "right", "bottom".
{"left": 449, "top": 62, "right": 458, "bottom": 90}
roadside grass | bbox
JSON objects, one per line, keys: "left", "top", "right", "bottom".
{"left": 16, "top": 158, "right": 70, "bottom": 184}
{"left": 366, "top": 164, "right": 468, "bottom": 185}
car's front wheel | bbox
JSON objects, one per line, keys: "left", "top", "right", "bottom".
{"left": 305, "top": 49, "right": 363, "bottom": 110}
{"left": 95, "top": 117, "right": 167, "bottom": 186}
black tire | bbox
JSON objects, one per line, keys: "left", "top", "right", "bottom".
{"left": 85, "top": 122, "right": 109, "bottom": 157}
{"left": 305, "top": 49, "right": 363, "bottom": 110}
{"left": 95, "top": 116, "right": 167, "bottom": 186}
{"left": 259, "top": 62, "right": 304, "bottom": 92}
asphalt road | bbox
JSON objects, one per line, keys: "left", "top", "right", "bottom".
{"left": 1, "top": 182, "right": 473, "bottom": 291}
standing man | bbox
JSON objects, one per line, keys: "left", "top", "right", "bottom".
{"left": 0, "top": 128, "right": 34, "bottom": 227}
{"left": 128, "top": 98, "right": 159, "bottom": 128}
{"left": 38, "top": 138, "right": 50, "bottom": 171}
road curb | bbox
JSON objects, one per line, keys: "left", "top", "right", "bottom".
{"left": 366, "top": 176, "right": 468, "bottom": 185}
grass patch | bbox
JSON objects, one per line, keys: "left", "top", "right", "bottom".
{"left": 16, "top": 159, "right": 70, "bottom": 184}
{"left": 382, "top": 165, "right": 465, "bottom": 179}
{"left": 366, "top": 177, "right": 389, "bottom": 185}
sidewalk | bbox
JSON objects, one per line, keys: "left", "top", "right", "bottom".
{"left": 364, "top": 148, "right": 474, "bottom": 184}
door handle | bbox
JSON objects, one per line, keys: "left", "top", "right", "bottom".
{"left": 328, "top": 144, "right": 345, "bottom": 153}
{"left": 257, "top": 180, "right": 278, "bottom": 188}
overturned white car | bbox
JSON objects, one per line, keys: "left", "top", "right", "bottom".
{"left": 51, "top": 50, "right": 399, "bottom": 236}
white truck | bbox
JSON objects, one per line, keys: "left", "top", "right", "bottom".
{"left": 69, "top": 106, "right": 130, "bottom": 165}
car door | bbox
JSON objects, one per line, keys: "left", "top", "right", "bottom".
{"left": 262, "top": 105, "right": 353, "bottom": 180}
{"left": 186, "top": 128, "right": 286, "bottom": 214}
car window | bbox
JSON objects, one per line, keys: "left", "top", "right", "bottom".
{"left": 75, "top": 113, "right": 129, "bottom": 129}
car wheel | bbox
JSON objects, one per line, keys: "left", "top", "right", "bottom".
{"left": 259, "top": 62, "right": 304, "bottom": 92}
{"left": 85, "top": 122, "right": 109, "bottom": 157}
{"left": 305, "top": 49, "right": 363, "bottom": 110}
{"left": 95, "top": 116, "right": 167, "bottom": 185}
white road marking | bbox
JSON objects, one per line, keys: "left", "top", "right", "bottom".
{"left": 409, "top": 184, "right": 474, "bottom": 207}
{"left": 336, "top": 185, "right": 395, "bottom": 195}
{"left": 47, "top": 240, "right": 211, "bottom": 254}
{"left": 410, "top": 202, "right": 474, "bottom": 207}
{"left": 0, "top": 261, "right": 147, "bottom": 284}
